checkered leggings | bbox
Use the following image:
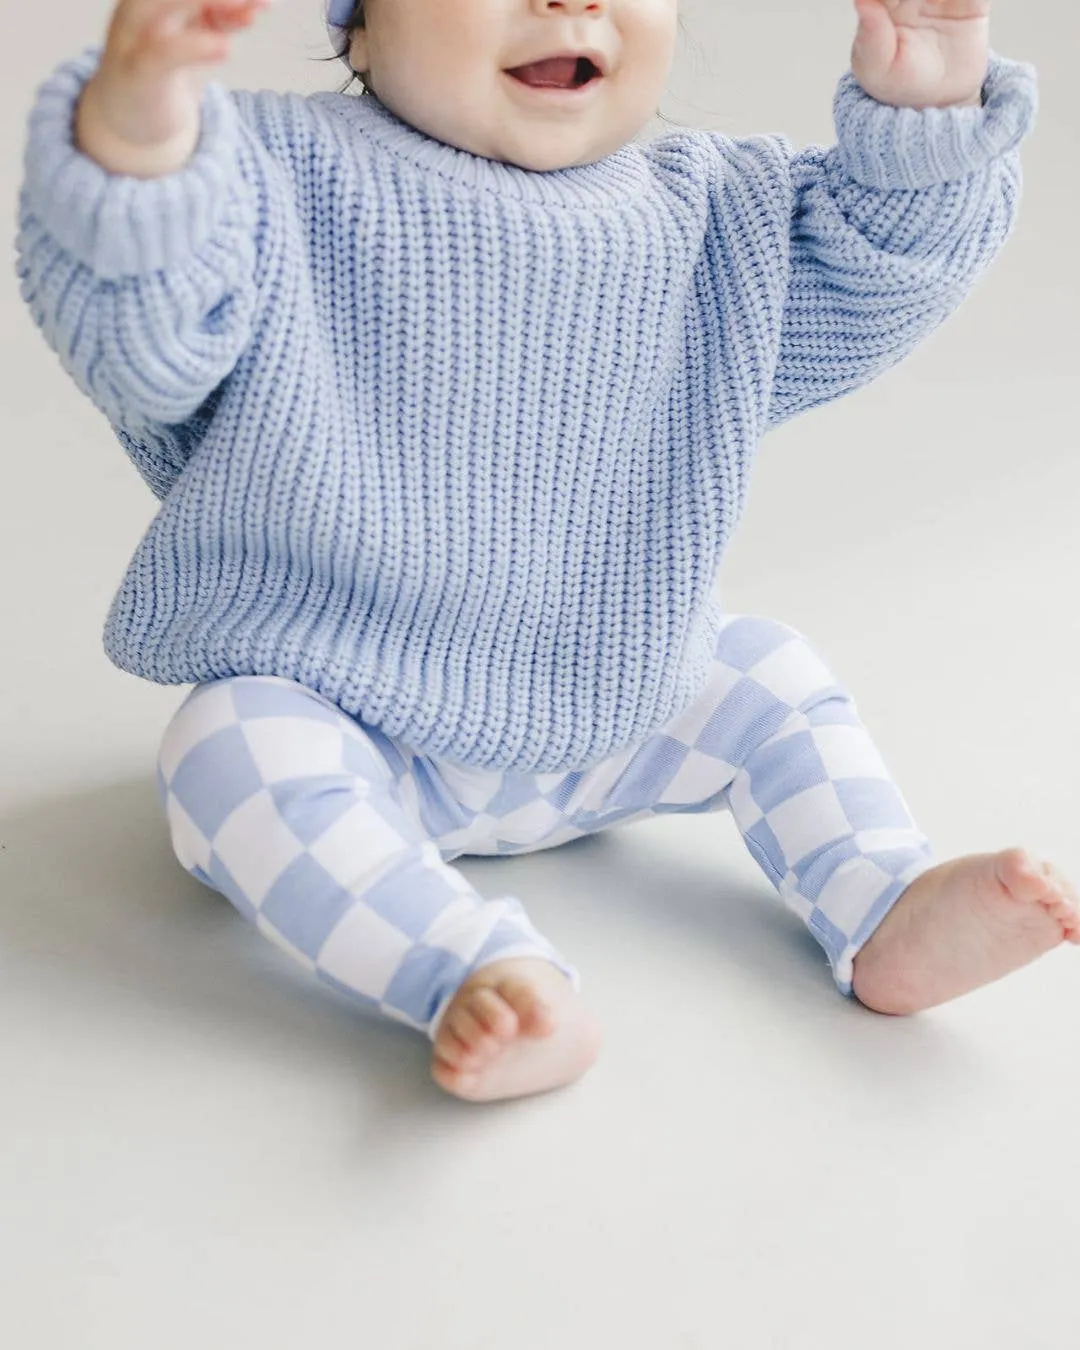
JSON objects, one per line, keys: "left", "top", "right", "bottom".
{"left": 157, "top": 614, "right": 935, "bottom": 1038}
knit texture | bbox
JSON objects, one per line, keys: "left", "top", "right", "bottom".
{"left": 16, "top": 49, "right": 1035, "bottom": 771}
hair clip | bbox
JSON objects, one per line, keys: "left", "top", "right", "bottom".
{"left": 326, "top": 0, "right": 355, "bottom": 27}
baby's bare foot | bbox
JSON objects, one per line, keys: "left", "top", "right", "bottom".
{"left": 853, "top": 847, "right": 1080, "bottom": 1015}
{"left": 431, "top": 958, "right": 602, "bottom": 1103}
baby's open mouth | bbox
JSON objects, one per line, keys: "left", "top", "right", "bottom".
{"left": 506, "top": 57, "right": 603, "bottom": 90}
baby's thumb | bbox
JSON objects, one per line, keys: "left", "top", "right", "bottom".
{"left": 851, "top": 0, "right": 897, "bottom": 76}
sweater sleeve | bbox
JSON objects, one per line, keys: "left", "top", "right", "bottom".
{"left": 14, "top": 46, "right": 287, "bottom": 434}
{"left": 764, "top": 52, "right": 1037, "bottom": 431}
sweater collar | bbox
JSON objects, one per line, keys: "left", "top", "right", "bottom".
{"left": 332, "top": 90, "right": 653, "bottom": 208}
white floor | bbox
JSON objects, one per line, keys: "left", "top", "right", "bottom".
{"left": 3, "top": 4, "right": 1078, "bottom": 1347}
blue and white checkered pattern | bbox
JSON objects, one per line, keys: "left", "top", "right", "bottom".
{"left": 158, "top": 615, "right": 935, "bottom": 1035}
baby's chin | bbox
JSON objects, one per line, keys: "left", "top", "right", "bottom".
{"left": 376, "top": 87, "right": 626, "bottom": 172}
{"left": 432, "top": 132, "right": 610, "bottom": 174}
{"left": 496, "top": 147, "right": 609, "bottom": 172}
{"left": 486, "top": 128, "right": 624, "bottom": 173}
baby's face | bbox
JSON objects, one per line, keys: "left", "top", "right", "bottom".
{"left": 349, "top": 0, "right": 679, "bottom": 171}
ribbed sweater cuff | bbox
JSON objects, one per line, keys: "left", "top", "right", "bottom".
{"left": 835, "top": 51, "right": 1037, "bottom": 190}
{"left": 21, "top": 45, "right": 243, "bottom": 280}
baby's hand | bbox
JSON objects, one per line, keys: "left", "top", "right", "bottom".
{"left": 76, "top": 0, "right": 271, "bottom": 178}
{"left": 851, "top": 0, "right": 991, "bottom": 108}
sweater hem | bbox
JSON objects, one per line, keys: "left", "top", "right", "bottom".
{"left": 103, "top": 610, "right": 724, "bottom": 776}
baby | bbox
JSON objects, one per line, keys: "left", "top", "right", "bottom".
{"left": 16, "top": 0, "right": 1078, "bottom": 1104}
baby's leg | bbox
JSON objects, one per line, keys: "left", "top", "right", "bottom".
{"left": 571, "top": 613, "right": 1078, "bottom": 1010}
{"left": 704, "top": 617, "right": 1079, "bottom": 1011}
{"left": 157, "top": 677, "right": 598, "bottom": 1100}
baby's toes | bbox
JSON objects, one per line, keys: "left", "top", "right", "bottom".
{"left": 456, "top": 1005, "right": 509, "bottom": 1067}
{"left": 494, "top": 976, "right": 557, "bottom": 1039}
{"left": 1014, "top": 852, "right": 1077, "bottom": 915}
{"left": 996, "top": 847, "right": 1045, "bottom": 898}
{"left": 469, "top": 986, "right": 520, "bottom": 1044}
{"left": 1040, "top": 863, "right": 1080, "bottom": 940}
{"left": 431, "top": 1057, "right": 480, "bottom": 1097}
{"left": 432, "top": 1019, "right": 475, "bottom": 1071}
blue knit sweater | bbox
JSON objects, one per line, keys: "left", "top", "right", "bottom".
{"left": 16, "top": 47, "right": 1035, "bottom": 771}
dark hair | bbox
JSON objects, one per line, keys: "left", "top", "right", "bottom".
{"left": 315, "top": 1, "right": 370, "bottom": 94}
{"left": 316, "top": 2, "right": 692, "bottom": 126}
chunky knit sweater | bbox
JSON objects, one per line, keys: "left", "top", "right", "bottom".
{"left": 16, "top": 48, "right": 1035, "bottom": 771}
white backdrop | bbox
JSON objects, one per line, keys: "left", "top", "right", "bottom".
{"left": 2, "top": 3, "right": 1077, "bottom": 1347}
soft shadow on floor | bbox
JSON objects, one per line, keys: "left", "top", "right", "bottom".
{"left": 0, "top": 778, "right": 438, "bottom": 1120}
{"left": 0, "top": 777, "right": 992, "bottom": 1129}
{"left": 458, "top": 818, "right": 999, "bottom": 1104}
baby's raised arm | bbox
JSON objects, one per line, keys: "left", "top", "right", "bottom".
{"left": 76, "top": 0, "right": 269, "bottom": 176}
{"left": 758, "top": 0, "right": 1031, "bottom": 428}
{"left": 16, "top": 0, "right": 286, "bottom": 463}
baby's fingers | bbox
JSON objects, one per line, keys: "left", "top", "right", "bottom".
{"left": 914, "top": 0, "right": 991, "bottom": 17}
{"left": 198, "top": 0, "right": 273, "bottom": 35}
{"left": 107, "top": 0, "right": 269, "bottom": 74}
{"left": 852, "top": 0, "right": 899, "bottom": 72}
